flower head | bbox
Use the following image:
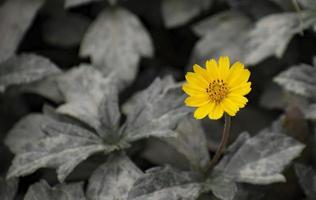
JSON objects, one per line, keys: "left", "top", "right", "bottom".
{"left": 183, "top": 56, "right": 251, "bottom": 120}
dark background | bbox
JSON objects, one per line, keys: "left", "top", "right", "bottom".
{"left": 1, "top": 0, "right": 316, "bottom": 199}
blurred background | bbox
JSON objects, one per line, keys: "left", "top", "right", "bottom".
{"left": 1, "top": 0, "right": 316, "bottom": 199}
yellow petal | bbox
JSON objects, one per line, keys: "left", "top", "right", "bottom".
{"left": 208, "top": 104, "right": 224, "bottom": 120}
{"left": 218, "top": 56, "right": 230, "bottom": 80}
{"left": 227, "top": 63, "right": 250, "bottom": 87}
{"left": 227, "top": 94, "right": 248, "bottom": 108}
{"left": 185, "top": 57, "right": 252, "bottom": 120}
{"left": 206, "top": 59, "right": 219, "bottom": 79}
{"left": 227, "top": 62, "right": 244, "bottom": 83}
{"left": 221, "top": 98, "right": 239, "bottom": 116}
{"left": 193, "top": 64, "right": 211, "bottom": 82}
{"left": 183, "top": 82, "right": 205, "bottom": 91}
{"left": 227, "top": 61, "right": 244, "bottom": 77}
{"left": 185, "top": 96, "right": 210, "bottom": 107}
{"left": 230, "top": 69, "right": 250, "bottom": 87}
{"left": 230, "top": 82, "right": 251, "bottom": 96}
{"left": 194, "top": 102, "right": 215, "bottom": 119}
{"left": 185, "top": 72, "right": 208, "bottom": 88}
{"left": 182, "top": 83, "right": 205, "bottom": 96}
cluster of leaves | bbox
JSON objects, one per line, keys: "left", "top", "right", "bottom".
{"left": 1, "top": 0, "right": 316, "bottom": 199}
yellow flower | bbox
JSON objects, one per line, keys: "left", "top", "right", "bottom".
{"left": 183, "top": 56, "right": 251, "bottom": 120}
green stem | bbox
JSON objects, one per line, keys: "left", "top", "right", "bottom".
{"left": 205, "top": 114, "right": 231, "bottom": 175}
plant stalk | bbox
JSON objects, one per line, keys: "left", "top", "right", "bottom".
{"left": 205, "top": 114, "right": 231, "bottom": 175}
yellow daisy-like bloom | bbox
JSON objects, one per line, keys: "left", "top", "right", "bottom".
{"left": 183, "top": 56, "right": 251, "bottom": 120}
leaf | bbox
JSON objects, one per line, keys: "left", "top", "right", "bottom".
{"left": 294, "top": 163, "right": 316, "bottom": 199}
{"left": 215, "top": 132, "right": 251, "bottom": 170}
{"left": 297, "top": 0, "right": 316, "bottom": 10}
{"left": 80, "top": 7, "right": 153, "bottom": 87}
{"left": 303, "top": 103, "right": 316, "bottom": 120}
{"left": 4, "top": 114, "right": 55, "bottom": 154}
{"left": 165, "top": 116, "right": 210, "bottom": 170}
{"left": 162, "top": 0, "right": 212, "bottom": 28}
{"left": 271, "top": 0, "right": 296, "bottom": 11}
{"left": 6, "top": 120, "right": 112, "bottom": 182}
{"left": 141, "top": 115, "right": 210, "bottom": 171}
{"left": 189, "top": 11, "right": 251, "bottom": 67}
{"left": 123, "top": 76, "right": 188, "bottom": 142}
{"left": 64, "top": 0, "right": 102, "bottom": 8}
{"left": 0, "top": 177, "right": 18, "bottom": 200}
{"left": 192, "top": 11, "right": 251, "bottom": 37}
{"left": 24, "top": 179, "right": 86, "bottom": 200}
{"left": 206, "top": 130, "right": 304, "bottom": 200}
{"left": 86, "top": 153, "right": 143, "bottom": 200}
{"left": 96, "top": 86, "right": 121, "bottom": 141}
{"left": 244, "top": 12, "right": 316, "bottom": 65}
{"left": 259, "top": 83, "right": 286, "bottom": 110}
{"left": 0, "top": 54, "right": 61, "bottom": 92}
{"left": 204, "top": 133, "right": 250, "bottom": 200}
{"left": 140, "top": 138, "right": 191, "bottom": 170}
{"left": 225, "top": 0, "right": 281, "bottom": 19}
{"left": 18, "top": 75, "right": 64, "bottom": 103}
{"left": 205, "top": 173, "right": 237, "bottom": 200}
{"left": 42, "top": 13, "right": 90, "bottom": 47}
{"left": 217, "top": 131, "right": 305, "bottom": 184}
{"left": 0, "top": 0, "right": 45, "bottom": 63}
{"left": 56, "top": 65, "right": 116, "bottom": 130}
{"left": 274, "top": 64, "right": 316, "bottom": 99}
{"left": 128, "top": 166, "right": 203, "bottom": 200}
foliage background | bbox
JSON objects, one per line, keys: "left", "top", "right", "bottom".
{"left": 1, "top": 0, "right": 316, "bottom": 199}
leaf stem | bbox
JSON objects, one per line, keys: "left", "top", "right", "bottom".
{"left": 205, "top": 114, "right": 231, "bottom": 175}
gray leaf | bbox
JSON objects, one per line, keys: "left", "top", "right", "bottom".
{"left": 204, "top": 133, "right": 250, "bottom": 200}
{"left": 270, "top": 0, "right": 296, "bottom": 11}
{"left": 64, "top": 0, "right": 102, "bottom": 8}
{"left": 162, "top": 0, "right": 212, "bottom": 28}
{"left": 297, "top": 0, "right": 316, "bottom": 10}
{"left": 189, "top": 11, "right": 251, "bottom": 67}
{"left": 244, "top": 12, "right": 316, "bottom": 65}
{"left": 219, "top": 131, "right": 305, "bottom": 184}
{"left": 0, "top": 0, "right": 44, "bottom": 63}
{"left": 123, "top": 76, "right": 188, "bottom": 142}
{"left": 7, "top": 121, "right": 110, "bottom": 182}
{"left": 0, "top": 54, "right": 61, "bottom": 92}
{"left": 19, "top": 75, "right": 64, "bottom": 103}
{"left": 274, "top": 64, "right": 316, "bottom": 99}
{"left": 107, "top": 0, "right": 118, "bottom": 5}
{"left": 259, "top": 83, "right": 286, "bottom": 110}
{"left": 57, "top": 65, "right": 115, "bottom": 130}
{"left": 42, "top": 13, "right": 90, "bottom": 47}
{"left": 225, "top": 0, "right": 281, "bottom": 19}
{"left": 97, "top": 86, "right": 121, "bottom": 141}
{"left": 87, "top": 153, "right": 143, "bottom": 200}
{"left": 80, "top": 8, "right": 153, "bottom": 87}
{"left": 4, "top": 114, "right": 55, "bottom": 154}
{"left": 295, "top": 163, "right": 316, "bottom": 199}
{"left": 303, "top": 103, "right": 316, "bottom": 120}
{"left": 215, "top": 132, "right": 251, "bottom": 170}
{"left": 140, "top": 138, "right": 190, "bottom": 170}
{"left": 128, "top": 166, "right": 203, "bottom": 200}
{"left": 24, "top": 179, "right": 86, "bottom": 200}
{"left": 265, "top": 115, "right": 287, "bottom": 134}
{"left": 193, "top": 11, "right": 251, "bottom": 37}
{"left": 0, "top": 177, "right": 18, "bottom": 200}
{"left": 165, "top": 116, "right": 210, "bottom": 170}
{"left": 206, "top": 130, "right": 301, "bottom": 200}
{"left": 205, "top": 173, "right": 237, "bottom": 200}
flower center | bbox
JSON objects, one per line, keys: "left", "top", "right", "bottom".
{"left": 206, "top": 79, "right": 228, "bottom": 103}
